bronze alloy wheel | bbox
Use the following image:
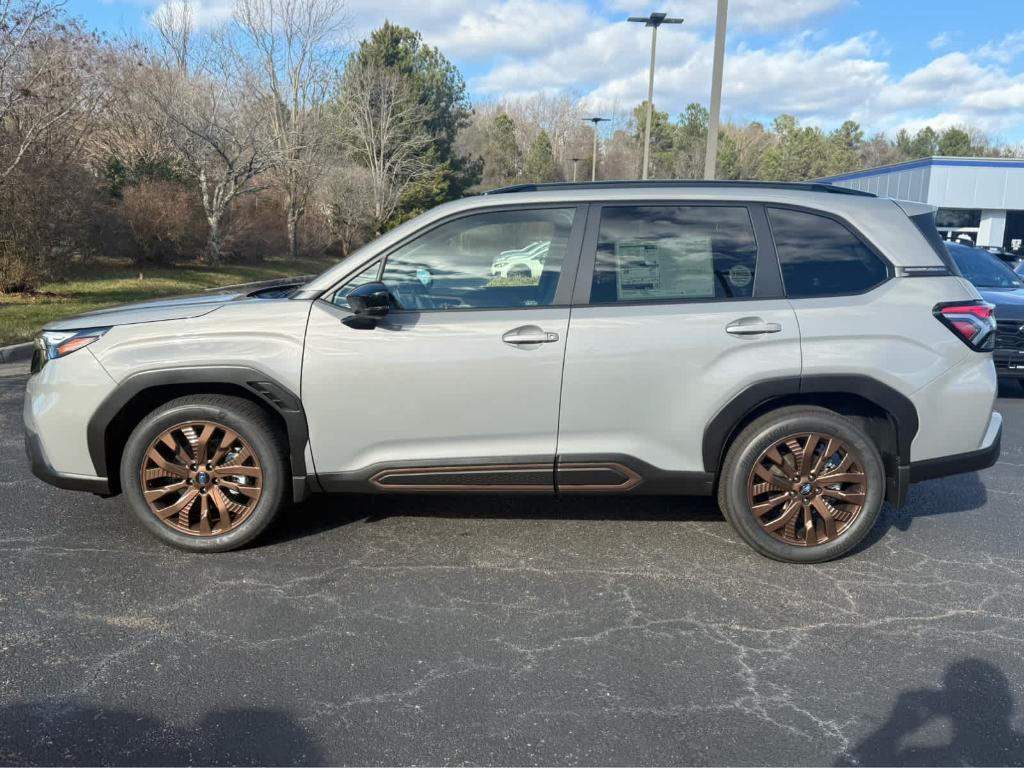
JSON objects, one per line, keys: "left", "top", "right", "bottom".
{"left": 746, "top": 432, "right": 867, "bottom": 547}
{"left": 140, "top": 420, "right": 263, "bottom": 536}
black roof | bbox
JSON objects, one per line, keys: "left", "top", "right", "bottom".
{"left": 484, "top": 179, "right": 876, "bottom": 197}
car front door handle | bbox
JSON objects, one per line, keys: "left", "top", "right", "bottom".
{"left": 502, "top": 325, "right": 559, "bottom": 345}
{"left": 726, "top": 317, "right": 782, "bottom": 336}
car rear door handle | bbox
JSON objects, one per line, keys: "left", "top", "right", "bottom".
{"left": 726, "top": 317, "right": 782, "bottom": 336}
{"left": 502, "top": 325, "right": 559, "bottom": 345}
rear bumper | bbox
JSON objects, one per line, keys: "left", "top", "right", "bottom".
{"left": 24, "top": 424, "right": 111, "bottom": 495}
{"left": 909, "top": 410, "right": 1002, "bottom": 483}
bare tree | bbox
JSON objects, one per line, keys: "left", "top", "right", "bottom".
{"left": 151, "top": 0, "right": 195, "bottom": 76}
{"left": 318, "top": 161, "right": 375, "bottom": 257}
{"left": 231, "top": 0, "right": 348, "bottom": 258}
{"left": 148, "top": 38, "right": 276, "bottom": 264}
{"left": 0, "top": 0, "right": 109, "bottom": 181}
{"left": 334, "top": 61, "right": 432, "bottom": 229}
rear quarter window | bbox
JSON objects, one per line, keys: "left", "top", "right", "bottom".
{"left": 767, "top": 207, "right": 889, "bottom": 298}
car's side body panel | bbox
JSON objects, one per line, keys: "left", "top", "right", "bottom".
{"left": 556, "top": 299, "right": 801, "bottom": 473}
{"left": 790, "top": 275, "right": 993, "bottom": 462}
{"left": 302, "top": 300, "right": 571, "bottom": 480}
{"left": 92, "top": 298, "right": 311, "bottom": 395}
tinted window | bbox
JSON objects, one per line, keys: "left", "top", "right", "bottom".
{"left": 590, "top": 206, "right": 758, "bottom": 303}
{"left": 768, "top": 208, "right": 888, "bottom": 297}
{"left": 947, "top": 243, "right": 1022, "bottom": 289}
{"left": 380, "top": 208, "right": 574, "bottom": 310}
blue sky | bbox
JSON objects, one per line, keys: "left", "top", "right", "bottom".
{"left": 72, "top": 0, "right": 1024, "bottom": 142}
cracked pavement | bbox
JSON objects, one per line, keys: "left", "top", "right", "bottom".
{"left": 2, "top": 372, "right": 1024, "bottom": 766}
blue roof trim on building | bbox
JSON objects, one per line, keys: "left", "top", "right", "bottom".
{"left": 821, "top": 156, "right": 1024, "bottom": 184}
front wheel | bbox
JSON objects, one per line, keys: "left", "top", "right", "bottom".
{"left": 120, "top": 395, "right": 289, "bottom": 552}
{"left": 717, "top": 406, "right": 884, "bottom": 563}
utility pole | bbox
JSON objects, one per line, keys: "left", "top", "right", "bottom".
{"left": 583, "top": 117, "right": 610, "bottom": 181}
{"left": 704, "top": 0, "right": 728, "bottom": 180}
{"left": 570, "top": 157, "right": 583, "bottom": 182}
{"left": 628, "top": 12, "right": 683, "bottom": 180}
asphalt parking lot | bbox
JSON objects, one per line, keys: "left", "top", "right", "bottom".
{"left": 2, "top": 367, "right": 1024, "bottom": 767}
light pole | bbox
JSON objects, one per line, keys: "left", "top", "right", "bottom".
{"left": 570, "top": 157, "right": 583, "bottom": 182}
{"left": 583, "top": 117, "right": 610, "bottom": 181}
{"left": 628, "top": 11, "right": 683, "bottom": 180}
{"left": 703, "top": 0, "right": 728, "bottom": 179}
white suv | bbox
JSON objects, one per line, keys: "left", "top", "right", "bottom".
{"left": 24, "top": 181, "right": 1001, "bottom": 562}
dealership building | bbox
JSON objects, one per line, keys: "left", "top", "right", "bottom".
{"left": 822, "top": 156, "right": 1024, "bottom": 256}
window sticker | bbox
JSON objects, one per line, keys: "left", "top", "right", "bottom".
{"left": 728, "top": 263, "right": 753, "bottom": 288}
{"left": 616, "top": 235, "right": 714, "bottom": 299}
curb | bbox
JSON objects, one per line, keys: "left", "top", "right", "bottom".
{"left": 0, "top": 342, "right": 33, "bottom": 364}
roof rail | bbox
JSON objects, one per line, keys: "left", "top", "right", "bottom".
{"left": 483, "top": 179, "right": 876, "bottom": 197}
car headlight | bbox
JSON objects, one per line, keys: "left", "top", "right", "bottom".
{"left": 33, "top": 327, "right": 110, "bottom": 371}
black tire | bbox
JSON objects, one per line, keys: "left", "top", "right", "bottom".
{"left": 717, "top": 405, "right": 885, "bottom": 563}
{"left": 120, "top": 394, "right": 289, "bottom": 552}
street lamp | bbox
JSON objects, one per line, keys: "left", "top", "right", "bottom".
{"left": 583, "top": 117, "right": 610, "bottom": 181}
{"left": 570, "top": 157, "right": 584, "bottom": 182}
{"left": 704, "top": 0, "right": 729, "bottom": 179}
{"left": 628, "top": 11, "right": 683, "bottom": 180}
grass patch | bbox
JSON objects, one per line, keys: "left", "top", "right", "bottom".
{"left": 0, "top": 256, "right": 337, "bottom": 346}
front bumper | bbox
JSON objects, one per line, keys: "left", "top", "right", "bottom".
{"left": 24, "top": 424, "right": 111, "bottom": 495}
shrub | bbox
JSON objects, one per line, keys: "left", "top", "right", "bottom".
{"left": 221, "top": 194, "right": 288, "bottom": 263}
{"left": 120, "top": 180, "right": 205, "bottom": 265}
{"left": 0, "top": 160, "right": 103, "bottom": 293}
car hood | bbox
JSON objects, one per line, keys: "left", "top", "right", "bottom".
{"left": 42, "top": 275, "right": 312, "bottom": 332}
{"left": 978, "top": 287, "right": 1024, "bottom": 321}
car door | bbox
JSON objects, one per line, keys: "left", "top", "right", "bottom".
{"left": 556, "top": 202, "right": 801, "bottom": 491}
{"left": 302, "top": 204, "right": 586, "bottom": 492}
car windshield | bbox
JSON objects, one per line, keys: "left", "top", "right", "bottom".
{"left": 947, "top": 244, "right": 1023, "bottom": 289}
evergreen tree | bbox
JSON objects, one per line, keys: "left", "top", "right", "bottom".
{"left": 759, "top": 115, "right": 830, "bottom": 181}
{"left": 350, "top": 23, "right": 481, "bottom": 223}
{"left": 525, "top": 130, "right": 558, "bottom": 182}
{"left": 483, "top": 113, "right": 522, "bottom": 186}
{"left": 937, "top": 127, "right": 974, "bottom": 157}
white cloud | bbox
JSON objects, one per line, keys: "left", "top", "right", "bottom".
{"left": 113, "top": 0, "right": 1024, "bottom": 141}
{"left": 147, "top": 0, "right": 232, "bottom": 28}
{"left": 975, "top": 30, "right": 1024, "bottom": 64}
{"left": 423, "top": 0, "right": 599, "bottom": 60}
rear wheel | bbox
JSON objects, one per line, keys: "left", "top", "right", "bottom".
{"left": 717, "top": 406, "right": 884, "bottom": 563}
{"left": 120, "top": 395, "right": 289, "bottom": 552}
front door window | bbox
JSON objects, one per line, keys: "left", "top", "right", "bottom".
{"left": 379, "top": 208, "right": 576, "bottom": 311}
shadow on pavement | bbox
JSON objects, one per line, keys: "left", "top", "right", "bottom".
{"left": 264, "top": 491, "right": 723, "bottom": 546}
{"left": 838, "top": 658, "right": 1024, "bottom": 766}
{"left": 849, "top": 470, "right": 988, "bottom": 556}
{"left": 0, "top": 704, "right": 323, "bottom": 766}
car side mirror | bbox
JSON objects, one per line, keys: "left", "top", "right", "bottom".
{"left": 346, "top": 282, "right": 391, "bottom": 318}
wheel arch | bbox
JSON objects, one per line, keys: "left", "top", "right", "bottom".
{"left": 703, "top": 376, "right": 919, "bottom": 505}
{"left": 87, "top": 366, "right": 310, "bottom": 498}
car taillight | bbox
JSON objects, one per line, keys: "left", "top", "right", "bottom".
{"left": 934, "top": 302, "right": 995, "bottom": 351}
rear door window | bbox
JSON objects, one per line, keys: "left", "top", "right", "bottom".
{"left": 589, "top": 205, "right": 759, "bottom": 304}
